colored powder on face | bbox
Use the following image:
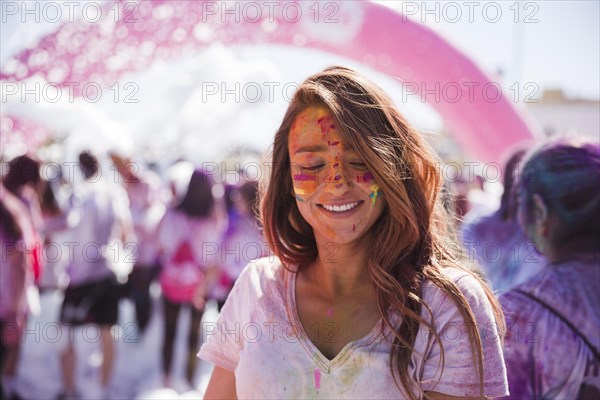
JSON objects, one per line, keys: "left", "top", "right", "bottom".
{"left": 314, "top": 368, "right": 321, "bottom": 390}
{"left": 292, "top": 177, "right": 319, "bottom": 198}
{"left": 295, "top": 195, "right": 305, "bottom": 202}
{"left": 369, "top": 184, "right": 380, "bottom": 206}
{"left": 334, "top": 175, "right": 341, "bottom": 181}
{"left": 335, "top": 183, "right": 343, "bottom": 189}
{"left": 328, "top": 140, "right": 340, "bottom": 146}
{"left": 356, "top": 172, "right": 374, "bottom": 183}
{"left": 293, "top": 174, "right": 317, "bottom": 181}
{"left": 317, "top": 115, "right": 336, "bottom": 134}
{"left": 327, "top": 308, "right": 333, "bottom": 317}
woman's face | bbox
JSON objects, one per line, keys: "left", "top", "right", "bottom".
{"left": 288, "top": 106, "right": 385, "bottom": 247}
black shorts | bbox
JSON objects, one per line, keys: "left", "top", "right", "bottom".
{"left": 60, "top": 277, "right": 120, "bottom": 326}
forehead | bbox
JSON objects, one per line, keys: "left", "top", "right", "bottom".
{"left": 289, "top": 107, "right": 346, "bottom": 154}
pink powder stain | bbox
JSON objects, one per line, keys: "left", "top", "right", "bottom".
{"left": 356, "top": 172, "right": 374, "bottom": 183}
{"left": 335, "top": 183, "right": 343, "bottom": 189}
{"left": 317, "top": 115, "right": 335, "bottom": 134}
{"left": 334, "top": 174, "right": 341, "bottom": 181}
{"left": 328, "top": 140, "right": 340, "bottom": 146}
{"left": 327, "top": 308, "right": 333, "bottom": 317}
{"left": 293, "top": 174, "right": 317, "bottom": 181}
{"left": 314, "top": 368, "right": 321, "bottom": 390}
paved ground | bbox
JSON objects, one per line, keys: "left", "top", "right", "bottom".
{"left": 15, "top": 284, "right": 218, "bottom": 399}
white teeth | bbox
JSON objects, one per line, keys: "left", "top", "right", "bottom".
{"left": 322, "top": 202, "right": 360, "bottom": 212}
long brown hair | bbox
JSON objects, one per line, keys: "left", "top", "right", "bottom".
{"left": 260, "top": 66, "right": 504, "bottom": 399}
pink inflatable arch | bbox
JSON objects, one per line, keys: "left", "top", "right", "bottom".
{"left": 1, "top": 0, "right": 536, "bottom": 163}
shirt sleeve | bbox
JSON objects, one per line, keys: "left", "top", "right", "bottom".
{"left": 197, "top": 261, "right": 258, "bottom": 371}
{"left": 420, "top": 271, "right": 509, "bottom": 397}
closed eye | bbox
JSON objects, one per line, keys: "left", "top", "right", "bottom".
{"left": 349, "top": 162, "right": 368, "bottom": 170}
{"left": 302, "top": 164, "right": 325, "bottom": 171}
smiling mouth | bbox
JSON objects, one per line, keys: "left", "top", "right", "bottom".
{"left": 319, "top": 201, "right": 363, "bottom": 213}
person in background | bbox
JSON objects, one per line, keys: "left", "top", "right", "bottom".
{"left": 2, "top": 155, "right": 44, "bottom": 283}
{"left": 156, "top": 169, "right": 223, "bottom": 390}
{"left": 0, "top": 188, "right": 34, "bottom": 400}
{"left": 501, "top": 137, "right": 600, "bottom": 398}
{"left": 463, "top": 173, "right": 500, "bottom": 224}
{"left": 460, "top": 149, "right": 545, "bottom": 293}
{"left": 210, "top": 180, "right": 267, "bottom": 311}
{"left": 37, "top": 178, "right": 70, "bottom": 292}
{"left": 58, "top": 151, "right": 132, "bottom": 399}
{"left": 110, "top": 153, "right": 165, "bottom": 336}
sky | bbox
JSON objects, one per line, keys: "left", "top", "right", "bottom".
{"left": 2, "top": 0, "right": 598, "bottom": 99}
{"left": 375, "top": 0, "right": 600, "bottom": 100}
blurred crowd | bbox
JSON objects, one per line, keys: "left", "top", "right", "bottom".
{"left": 1, "top": 149, "right": 266, "bottom": 399}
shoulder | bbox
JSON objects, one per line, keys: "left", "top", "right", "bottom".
{"left": 420, "top": 266, "right": 501, "bottom": 338}
{"left": 501, "top": 262, "right": 600, "bottom": 334}
{"left": 234, "top": 256, "right": 287, "bottom": 296}
{"left": 421, "top": 267, "right": 491, "bottom": 315}
{"left": 499, "top": 267, "right": 557, "bottom": 314}
{"left": 216, "top": 256, "right": 288, "bottom": 325}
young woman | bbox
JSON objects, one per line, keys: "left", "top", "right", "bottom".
{"left": 501, "top": 137, "right": 600, "bottom": 398}
{"left": 200, "top": 66, "right": 508, "bottom": 399}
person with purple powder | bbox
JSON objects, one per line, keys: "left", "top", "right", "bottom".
{"left": 501, "top": 136, "right": 600, "bottom": 398}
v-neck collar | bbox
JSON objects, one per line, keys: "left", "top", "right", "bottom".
{"left": 284, "top": 266, "right": 383, "bottom": 374}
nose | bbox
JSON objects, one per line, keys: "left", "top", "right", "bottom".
{"left": 322, "top": 162, "right": 352, "bottom": 196}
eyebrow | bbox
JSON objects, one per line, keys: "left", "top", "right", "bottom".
{"left": 293, "top": 145, "right": 328, "bottom": 154}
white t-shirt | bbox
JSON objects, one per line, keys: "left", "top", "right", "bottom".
{"left": 65, "top": 180, "right": 124, "bottom": 286}
{"left": 501, "top": 259, "right": 600, "bottom": 399}
{"left": 199, "top": 257, "right": 509, "bottom": 399}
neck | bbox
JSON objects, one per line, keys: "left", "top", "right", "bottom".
{"left": 305, "top": 238, "right": 372, "bottom": 297}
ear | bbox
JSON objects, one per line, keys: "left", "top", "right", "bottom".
{"left": 532, "top": 193, "right": 549, "bottom": 236}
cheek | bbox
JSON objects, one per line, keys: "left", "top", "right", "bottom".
{"left": 353, "top": 173, "right": 381, "bottom": 206}
{"left": 354, "top": 171, "right": 374, "bottom": 183}
{"left": 292, "top": 172, "right": 319, "bottom": 199}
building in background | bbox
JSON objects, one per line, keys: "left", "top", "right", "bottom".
{"left": 526, "top": 89, "right": 600, "bottom": 139}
